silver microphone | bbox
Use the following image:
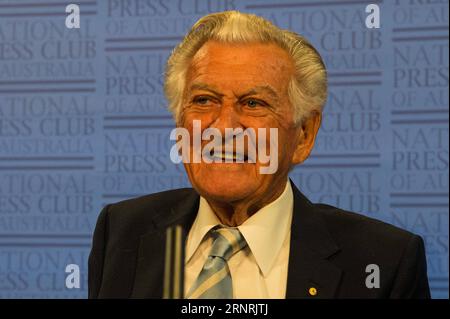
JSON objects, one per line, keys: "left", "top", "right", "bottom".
{"left": 163, "top": 225, "right": 185, "bottom": 299}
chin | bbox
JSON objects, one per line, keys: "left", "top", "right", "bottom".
{"left": 192, "top": 175, "right": 258, "bottom": 203}
{"left": 186, "top": 163, "right": 263, "bottom": 200}
{"left": 201, "top": 187, "right": 255, "bottom": 203}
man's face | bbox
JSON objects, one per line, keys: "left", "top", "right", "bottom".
{"left": 180, "top": 40, "right": 314, "bottom": 209}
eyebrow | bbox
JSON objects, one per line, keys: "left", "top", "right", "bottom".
{"left": 189, "top": 83, "right": 224, "bottom": 97}
{"left": 189, "top": 83, "right": 279, "bottom": 101}
{"left": 240, "top": 85, "right": 279, "bottom": 101}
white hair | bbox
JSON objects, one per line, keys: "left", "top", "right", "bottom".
{"left": 164, "top": 11, "right": 327, "bottom": 125}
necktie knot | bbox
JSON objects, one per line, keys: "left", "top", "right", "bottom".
{"left": 209, "top": 227, "right": 247, "bottom": 261}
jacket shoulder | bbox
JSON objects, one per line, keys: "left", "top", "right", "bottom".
{"left": 108, "top": 188, "right": 196, "bottom": 218}
{"left": 99, "top": 188, "right": 197, "bottom": 248}
{"left": 309, "top": 202, "right": 429, "bottom": 298}
{"left": 312, "top": 202, "right": 419, "bottom": 257}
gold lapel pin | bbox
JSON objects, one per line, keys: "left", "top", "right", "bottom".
{"left": 308, "top": 287, "right": 318, "bottom": 296}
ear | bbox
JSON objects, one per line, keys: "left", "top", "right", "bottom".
{"left": 291, "top": 111, "right": 322, "bottom": 165}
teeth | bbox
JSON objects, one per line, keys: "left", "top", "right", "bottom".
{"left": 203, "top": 149, "right": 253, "bottom": 162}
{"left": 215, "top": 153, "right": 235, "bottom": 159}
{"left": 211, "top": 152, "right": 245, "bottom": 161}
{"left": 222, "top": 153, "right": 236, "bottom": 160}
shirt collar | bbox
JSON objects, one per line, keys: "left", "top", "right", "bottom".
{"left": 185, "top": 180, "right": 294, "bottom": 277}
{"left": 238, "top": 181, "right": 293, "bottom": 276}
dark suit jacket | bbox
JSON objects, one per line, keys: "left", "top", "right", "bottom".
{"left": 88, "top": 181, "right": 430, "bottom": 298}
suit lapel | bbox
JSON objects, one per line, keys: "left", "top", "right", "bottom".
{"left": 130, "top": 191, "right": 199, "bottom": 298}
{"left": 286, "top": 181, "right": 343, "bottom": 298}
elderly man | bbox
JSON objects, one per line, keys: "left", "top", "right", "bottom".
{"left": 89, "top": 11, "right": 430, "bottom": 299}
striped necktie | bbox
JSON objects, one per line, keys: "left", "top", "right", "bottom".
{"left": 186, "top": 227, "right": 247, "bottom": 299}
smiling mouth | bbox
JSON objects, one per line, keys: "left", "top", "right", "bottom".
{"left": 204, "top": 149, "right": 253, "bottom": 162}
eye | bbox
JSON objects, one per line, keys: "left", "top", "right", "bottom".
{"left": 193, "top": 96, "right": 211, "bottom": 105}
{"left": 244, "top": 99, "right": 263, "bottom": 108}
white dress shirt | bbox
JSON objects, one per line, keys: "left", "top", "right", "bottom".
{"left": 185, "top": 181, "right": 294, "bottom": 299}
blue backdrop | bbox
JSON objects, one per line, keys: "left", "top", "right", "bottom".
{"left": 0, "top": 0, "right": 448, "bottom": 298}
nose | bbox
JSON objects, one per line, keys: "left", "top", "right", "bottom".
{"left": 208, "top": 100, "right": 242, "bottom": 134}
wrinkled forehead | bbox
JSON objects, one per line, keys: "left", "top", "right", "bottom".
{"left": 186, "top": 40, "right": 295, "bottom": 93}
